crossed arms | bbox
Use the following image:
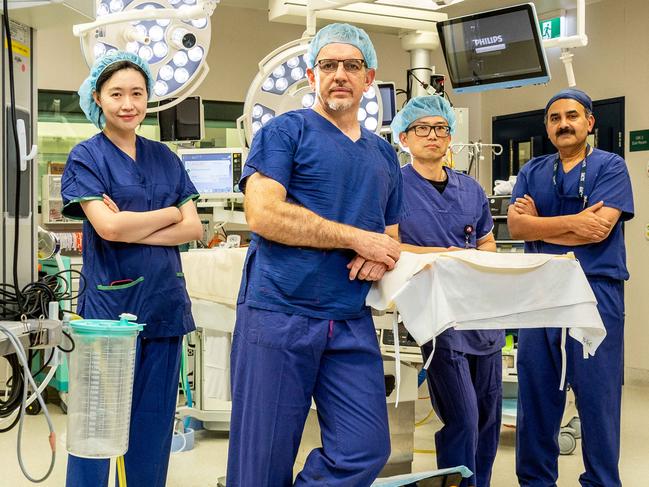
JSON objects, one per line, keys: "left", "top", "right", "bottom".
{"left": 508, "top": 195, "right": 621, "bottom": 246}
{"left": 244, "top": 172, "right": 401, "bottom": 282}
{"left": 81, "top": 194, "right": 203, "bottom": 246}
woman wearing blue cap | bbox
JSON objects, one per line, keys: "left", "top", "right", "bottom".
{"left": 390, "top": 95, "right": 503, "bottom": 487}
{"left": 61, "top": 51, "right": 202, "bottom": 486}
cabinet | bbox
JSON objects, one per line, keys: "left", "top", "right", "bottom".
{"left": 41, "top": 174, "right": 77, "bottom": 224}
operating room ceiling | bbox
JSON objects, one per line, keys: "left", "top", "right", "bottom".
{"left": 220, "top": 0, "right": 604, "bottom": 17}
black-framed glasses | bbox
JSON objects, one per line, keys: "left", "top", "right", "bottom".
{"left": 407, "top": 124, "right": 451, "bottom": 138}
{"left": 315, "top": 59, "right": 366, "bottom": 73}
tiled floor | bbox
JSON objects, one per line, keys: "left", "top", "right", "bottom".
{"left": 1, "top": 385, "right": 648, "bottom": 486}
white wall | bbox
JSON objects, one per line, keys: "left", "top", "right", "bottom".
{"left": 36, "top": 0, "right": 649, "bottom": 379}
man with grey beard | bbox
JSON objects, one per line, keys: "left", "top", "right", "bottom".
{"left": 226, "top": 23, "right": 406, "bottom": 487}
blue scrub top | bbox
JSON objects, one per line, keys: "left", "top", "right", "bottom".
{"left": 399, "top": 164, "right": 504, "bottom": 355}
{"left": 511, "top": 148, "right": 634, "bottom": 280}
{"left": 61, "top": 133, "right": 199, "bottom": 338}
{"left": 238, "top": 109, "right": 405, "bottom": 320}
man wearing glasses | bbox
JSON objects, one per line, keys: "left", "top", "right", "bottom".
{"left": 509, "top": 89, "right": 634, "bottom": 487}
{"left": 391, "top": 95, "right": 502, "bottom": 487}
{"left": 226, "top": 23, "right": 405, "bottom": 487}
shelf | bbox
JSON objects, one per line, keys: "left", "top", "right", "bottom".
{"left": 42, "top": 221, "right": 83, "bottom": 227}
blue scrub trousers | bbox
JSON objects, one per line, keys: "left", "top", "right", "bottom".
{"left": 226, "top": 303, "right": 391, "bottom": 487}
{"left": 422, "top": 345, "right": 503, "bottom": 487}
{"left": 66, "top": 336, "right": 183, "bottom": 487}
{"left": 516, "top": 278, "right": 624, "bottom": 487}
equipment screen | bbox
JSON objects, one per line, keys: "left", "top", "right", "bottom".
{"left": 182, "top": 152, "right": 233, "bottom": 194}
{"left": 495, "top": 221, "right": 512, "bottom": 241}
{"left": 437, "top": 3, "right": 550, "bottom": 93}
{"left": 378, "top": 83, "right": 397, "bottom": 127}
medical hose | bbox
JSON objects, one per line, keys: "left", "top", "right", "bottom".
{"left": 179, "top": 337, "right": 193, "bottom": 429}
{"left": 0, "top": 325, "right": 56, "bottom": 483}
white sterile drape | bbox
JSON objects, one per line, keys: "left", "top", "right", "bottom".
{"left": 181, "top": 248, "right": 248, "bottom": 306}
{"left": 367, "top": 250, "right": 605, "bottom": 355}
{"left": 367, "top": 250, "right": 606, "bottom": 403}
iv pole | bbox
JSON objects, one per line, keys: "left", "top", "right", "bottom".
{"left": 450, "top": 142, "right": 503, "bottom": 182}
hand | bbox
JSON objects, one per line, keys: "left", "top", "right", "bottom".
{"left": 351, "top": 230, "right": 400, "bottom": 270}
{"left": 347, "top": 255, "right": 388, "bottom": 281}
{"left": 569, "top": 201, "right": 611, "bottom": 240}
{"left": 513, "top": 194, "right": 538, "bottom": 216}
{"left": 446, "top": 246, "right": 464, "bottom": 251}
{"left": 102, "top": 194, "right": 120, "bottom": 213}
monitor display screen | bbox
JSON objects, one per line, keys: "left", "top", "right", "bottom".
{"left": 159, "top": 96, "right": 203, "bottom": 142}
{"left": 181, "top": 151, "right": 233, "bottom": 194}
{"left": 378, "top": 82, "right": 397, "bottom": 127}
{"left": 495, "top": 220, "right": 512, "bottom": 241}
{"left": 437, "top": 3, "right": 550, "bottom": 93}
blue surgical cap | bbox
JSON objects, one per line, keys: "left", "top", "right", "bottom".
{"left": 78, "top": 51, "right": 154, "bottom": 129}
{"left": 307, "top": 23, "right": 378, "bottom": 70}
{"left": 544, "top": 88, "right": 593, "bottom": 116}
{"left": 390, "top": 95, "right": 456, "bottom": 141}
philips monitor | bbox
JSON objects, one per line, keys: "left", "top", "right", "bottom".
{"left": 378, "top": 82, "right": 397, "bottom": 127}
{"left": 436, "top": 3, "right": 550, "bottom": 94}
{"left": 177, "top": 148, "right": 244, "bottom": 197}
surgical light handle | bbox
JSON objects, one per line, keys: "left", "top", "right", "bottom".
{"left": 72, "top": 0, "right": 219, "bottom": 38}
{"left": 16, "top": 119, "right": 37, "bottom": 172}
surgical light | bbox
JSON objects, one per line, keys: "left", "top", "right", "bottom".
{"left": 238, "top": 37, "right": 383, "bottom": 148}
{"left": 74, "top": 0, "right": 217, "bottom": 110}
{"left": 173, "top": 50, "right": 188, "bottom": 67}
{"left": 174, "top": 68, "right": 190, "bottom": 83}
{"left": 159, "top": 64, "right": 174, "bottom": 80}
{"left": 153, "top": 41, "right": 169, "bottom": 58}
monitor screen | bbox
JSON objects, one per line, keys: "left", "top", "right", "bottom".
{"left": 180, "top": 151, "right": 233, "bottom": 195}
{"left": 436, "top": 3, "right": 550, "bottom": 94}
{"left": 378, "top": 82, "right": 397, "bottom": 127}
{"left": 159, "top": 96, "right": 204, "bottom": 142}
{"left": 495, "top": 220, "right": 512, "bottom": 241}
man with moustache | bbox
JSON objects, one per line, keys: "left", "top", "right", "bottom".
{"left": 508, "top": 88, "right": 634, "bottom": 487}
{"left": 226, "top": 23, "right": 405, "bottom": 487}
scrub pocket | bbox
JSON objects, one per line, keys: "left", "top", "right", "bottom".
{"left": 144, "top": 273, "right": 189, "bottom": 331}
{"left": 94, "top": 276, "right": 145, "bottom": 318}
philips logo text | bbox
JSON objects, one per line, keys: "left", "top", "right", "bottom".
{"left": 473, "top": 35, "right": 503, "bottom": 47}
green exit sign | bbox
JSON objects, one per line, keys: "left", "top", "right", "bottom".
{"left": 539, "top": 17, "right": 561, "bottom": 40}
{"left": 630, "top": 130, "right": 649, "bottom": 152}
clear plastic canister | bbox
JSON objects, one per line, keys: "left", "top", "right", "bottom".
{"left": 66, "top": 314, "right": 144, "bottom": 458}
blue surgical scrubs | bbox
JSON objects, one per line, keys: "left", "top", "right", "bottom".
{"left": 399, "top": 164, "right": 504, "bottom": 487}
{"left": 227, "top": 109, "right": 404, "bottom": 487}
{"left": 511, "top": 148, "right": 634, "bottom": 487}
{"left": 61, "top": 133, "right": 198, "bottom": 487}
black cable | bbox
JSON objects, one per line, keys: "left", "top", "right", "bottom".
{"left": 0, "top": 354, "right": 24, "bottom": 432}
{"left": 31, "top": 348, "right": 55, "bottom": 379}
{"left": 406, "top": 68, "right": 434, "bottom": 100}
{"left": 3, "top": 0, "right": 25, "bottom": 315}
{"left": 444, "top": 91, "right": 455, "bottom": 107}
{"left": 57, "top": 330, "right": 75, "bottom": 353}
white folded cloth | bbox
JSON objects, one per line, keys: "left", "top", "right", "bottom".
{"left": 367, "top": 250, "right": 606, "bottom": 357}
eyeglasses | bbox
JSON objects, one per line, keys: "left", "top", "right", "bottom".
{"left": 407, "top": 124, "right": 451, "bottom": 138}
{"left": 315, "top": 59, "right": 366, "bottom": 73}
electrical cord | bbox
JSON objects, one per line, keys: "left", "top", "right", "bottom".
{"left": 0, "top": 354, "right": 24, "bottom": 429}
{"left": 0, "top": 325, "right": 56, "bottom": 483}
{"left": 3, "top": 0, "right": 25, "bottom": 316}
{"left": 0, "top": 269, "right": 86, "bottom": 321}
